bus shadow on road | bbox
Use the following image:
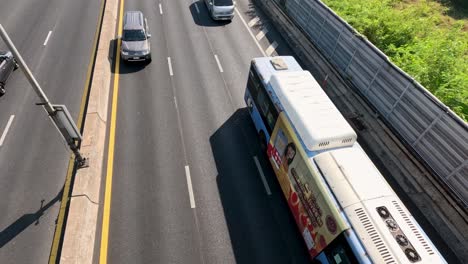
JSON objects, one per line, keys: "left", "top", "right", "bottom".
{"left": 210, "top": 108, "right": 310, "bottom": 264}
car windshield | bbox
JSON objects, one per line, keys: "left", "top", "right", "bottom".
{"left": 0, "top": 51, "right": 9, "bottom": 62}
{"left": 123, "top": 30, "right": 146, "bottom": 41}
{"left": 214, "top": 0, "right": 233, "bottom": 6}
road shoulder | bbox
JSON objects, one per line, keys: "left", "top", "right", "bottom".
{"left": 59, "top": 0, "right": 119, "bottom": 262}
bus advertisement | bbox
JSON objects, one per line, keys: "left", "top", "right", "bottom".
{"left": 267, "top": 112, "right": 349, "bottom": 258}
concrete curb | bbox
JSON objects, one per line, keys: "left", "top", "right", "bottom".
{"left": 60, "top": 0, "right": 119, "bottom": 262}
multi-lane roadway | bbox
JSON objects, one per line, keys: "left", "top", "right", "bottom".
{"left": 0, "top": 0, "right": 100, "bottom": 263}
{"left": 0, "top": 0, "right": 313, "bottom": 262}
{"left": 101, "top": 0, "right": 312, "bottom": 263}
{"left": 0, "top": 0, "right": 460, "bottom": 263}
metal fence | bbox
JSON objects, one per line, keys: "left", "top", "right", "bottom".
{"left": 264, "top": 0, "right": 468, "bottom": 207}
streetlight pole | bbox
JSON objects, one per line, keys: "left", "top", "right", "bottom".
{"left": 0, "top": 24, "right": 88, "bottom": 168}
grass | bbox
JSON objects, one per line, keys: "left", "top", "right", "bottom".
{"left": 321, "top": 0, "right": 468, "bottom": 120}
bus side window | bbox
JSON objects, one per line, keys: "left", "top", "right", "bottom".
{"left": 257, "top": 91, "right": 269, "bottom": 116}
{"left": 248, "top": 67, "right": 261, "bottom": 97}
{"left": 257, "top": 88, "right": 279, "bottom": 133}
{"left": 266, "top": 112, "right": 276, "bottom": 132}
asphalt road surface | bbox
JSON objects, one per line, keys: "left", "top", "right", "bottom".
{"left": 103, "top": 0, "right": 311, "bottom": 263}
{"left": 0, "top": 0, "right": 101, "bottom": 263}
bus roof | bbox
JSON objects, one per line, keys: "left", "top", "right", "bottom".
{"left": 313, "top": 146, "right": 446, "bottom": 263}
{"left": 270, "top": 71, "right": 357, "bottom": 151}
{"left": 252, "top": 56, "right": 302, "bottom": 84}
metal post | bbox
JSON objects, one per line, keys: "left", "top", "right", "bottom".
{"left": 0, "top": 25, "right": 54, "bottom": 113}
{"left": 0, "top": 24, "right": 88, "bottom": 168}
{"left": 330, "top": 27, "right": 344, "bottom": 61}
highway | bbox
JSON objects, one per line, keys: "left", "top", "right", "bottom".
{"left": 102, "top": 0, "right": 311, "bottom": 263}
{"left": 0, "top": 0, "right": 461, "bottom": 263}
{"left": 0, "top": 0, "right": 101, "bottom": 263}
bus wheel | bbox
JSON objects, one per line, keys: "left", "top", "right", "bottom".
{"left": 259, "top": 130, "right": 267, "bottom": 152}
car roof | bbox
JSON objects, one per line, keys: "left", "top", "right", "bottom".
{"left": 123, "top": 11, "right": 144, "bottom": 30}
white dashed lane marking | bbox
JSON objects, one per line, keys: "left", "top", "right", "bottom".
{"left": 167, "top": 57, "right": 173, "bottom": 76}
{"left": 214, "top": 54, "right": 224, "bottom": 73}
{"left": 43, "top": 31, "right": 52, "bottom": 46}
{"left": 0, "top": 115, "right": 15, "bottom": 146}
{"left": 185, "top": 165, "right": 196, "bottom": 208}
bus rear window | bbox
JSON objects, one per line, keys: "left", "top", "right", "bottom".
{"left": 317, "top": 233, "right": 358, "bottom": 264}
{"left": 246, "top": 63, "right": 279, "bottom": 134}
{"left": 248, "top": 66, "right": 261, "bottom": 96}
{"left": 256, "top": 88, "right": 278, "bottom": 133}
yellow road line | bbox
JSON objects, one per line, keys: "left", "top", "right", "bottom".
{"left": 48, "top": 0, "right": 107, "bottom": 262}
{"left": 48, "top": 156, "right": 75, "bottom": 264}
{"left": 99, "top": 0, "right": 124, "bottom": 262}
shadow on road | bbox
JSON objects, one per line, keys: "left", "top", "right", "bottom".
{"left": 189, "top": 1, "right": 232, "bottom": 27}
{"left": 0, "top": 188, "right": 62, "bottom": 248}
{"left": 119, "top": 60, "right": 149, "bottom": 74}
{"left": 210, "top": 108, "right": 310, "bottom": 264}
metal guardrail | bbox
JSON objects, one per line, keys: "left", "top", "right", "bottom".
{"left": 261, "top": 0, "right": 468, "bottom": 207}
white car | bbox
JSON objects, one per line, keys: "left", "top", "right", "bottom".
{"left": 204, "top": 0, "right": 236, "bottom": 21}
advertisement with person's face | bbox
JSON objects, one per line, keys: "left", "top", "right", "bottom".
{"left": 267, "top": 113, "right": 348, "bottom": 258}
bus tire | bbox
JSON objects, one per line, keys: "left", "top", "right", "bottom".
{"left": 259, "top": 130, "right": 267, "bottom": 152}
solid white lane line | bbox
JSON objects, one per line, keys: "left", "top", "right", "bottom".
{"left": 195, "top": 2, "right": 200, "bottom": 14}
{"left": 43, "top": 31, "right": 52, "bottom": 46}
{"left": 234, "top": 8, "right": 266, "bottom": 56}
{"left": 256, "top": 27, "right": 268, "bottom": 41}
{"left": 253, "top": 156, "right": 271, "bottom": 196}
{"left": 214, "top": 54, "right": 224, "bottom": 73}
{"left": 159, "top": 3, "right": 163, "bottom": 15}
{"left": 0, "top": 115, "right": 15, "bottom": 146}
{"left": 248, "top": 17, "right": 260, "bottom": 27}
{"left": 265, "top": 41, "right": 278, "bottom": 56}
{"left": 185, "top": 166, "right": 196, "bottom": 208}
{"left": 167, "top": 57, "right": 173, "bottom": 76}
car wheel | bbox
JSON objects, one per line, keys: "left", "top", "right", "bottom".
{"left": 0, "top": 85, "right": 5, "bottom": 96}
{"left": 147, "top": 55, "right": 152, "bottom": 63}
{"left": 14, "top": 61, "right": 19, "bottom": 70}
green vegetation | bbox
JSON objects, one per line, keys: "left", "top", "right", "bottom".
{"left": 321, "top": 0, "right": 468, "bottom": 120}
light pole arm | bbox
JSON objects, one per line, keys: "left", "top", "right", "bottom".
{"left": 0, "top": 24, "right": 55, "bottom": 114}
{"left": 0, "top": 24, "right": 88, "bottom": 168}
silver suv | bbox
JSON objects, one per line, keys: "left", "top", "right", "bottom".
{"left": 121, "top": 11, "right": 152, "bottom": 62}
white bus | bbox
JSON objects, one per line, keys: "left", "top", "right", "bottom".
{"left": 244, "top": 56, "right": 446, "bottom": 263}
